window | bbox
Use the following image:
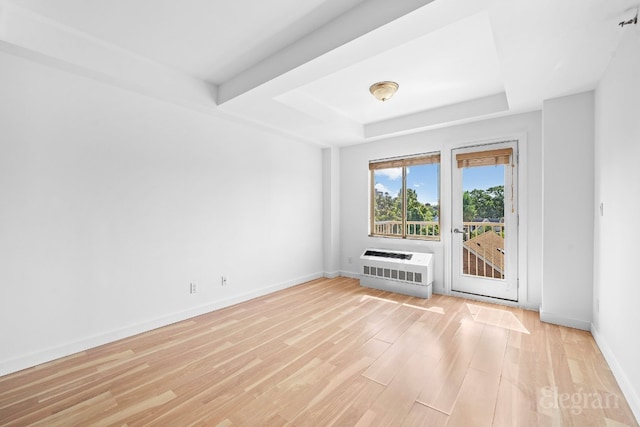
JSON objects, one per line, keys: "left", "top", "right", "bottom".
{"left": 369, "top": 153, "right": 440, "bottom": 240}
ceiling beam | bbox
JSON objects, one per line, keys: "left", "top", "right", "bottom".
{"left": 217, "top": 0, "right": 436, "bottom": 104}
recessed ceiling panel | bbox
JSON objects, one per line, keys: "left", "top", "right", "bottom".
{"left": 277, "top": 12, "right": 505, "bottom": 125}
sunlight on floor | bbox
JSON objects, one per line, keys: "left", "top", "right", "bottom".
{"left": 360, "top": 295, "right": 398, "bottom": 304}
{"left": 466, "top": 303, "right": 530, "bottom": 334}
{"left": 402, "top": 303, "right": 445, "bottom": 314}
{"left": 360, "top": 295, "right": 444, "bottom": 314}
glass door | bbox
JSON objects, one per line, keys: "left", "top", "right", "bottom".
{"left": 451, "top": 142, "right": 518, "bottom": 301}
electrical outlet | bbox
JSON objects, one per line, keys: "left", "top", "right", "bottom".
{"left": 221, "top": 276, "right": 227, "bottom": 286}
{"left": 190, "top": 282, "right": 197, "bottom": 294}
{"left": 348, "top": 257, "right": 353, "bottom": 264}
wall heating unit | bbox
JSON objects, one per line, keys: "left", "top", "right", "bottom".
{"left": 359, "top": 248, "right": 434, "bottom": 298}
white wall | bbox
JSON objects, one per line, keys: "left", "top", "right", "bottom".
{"left": 0, "top": 50, "right": 324, "bottom": 375}
{"left": 322, "top": 147, "right": 341, "bottom": 277}
{"left": 540, "top": 92, "right": 595, "bottom": 330}
{"left": 592, "top": 29, "right": 640, "bottom": 420}
{"left": 339, "top": 112, "right": 542, "bottom": 308}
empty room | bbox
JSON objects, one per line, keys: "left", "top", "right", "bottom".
{"left": 1, "top": 0, "right": 639, "bottom": 425}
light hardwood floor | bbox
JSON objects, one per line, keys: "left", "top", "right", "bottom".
{"left": 0, "top": 277, "right": 637, "bottom": 426}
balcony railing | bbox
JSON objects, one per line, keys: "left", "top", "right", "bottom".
{"left": 460, "top": 222, "right": 505, "bottom": 279}
{"left": 461, "top": 221, "right": 505, "bottom": 239}
{"left": 373, "top": 221, "right": 439, "bottom": 239}
{"left": 372, "top": 221, "right": 504, "bottom": 240}
{"left": 372, "top": 220, "right": 506, "bottom": 278}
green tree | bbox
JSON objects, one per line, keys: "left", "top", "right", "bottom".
{"left": 485, "top": 185, "right": 504, "bottom": 218}
{"left": 406, "top": 188, "right": 433, "bottom": 221}
{"left": 462, "top": 191, "right": 477, "bottom": 222}
{"left": 374, "top": 190, "right": 401, "bottom": 222}
{"left": 375, "top": 186, "right": 441, "bottom": 236}
{"left": 464, "top": 185, "right": 504, "bottom": 219}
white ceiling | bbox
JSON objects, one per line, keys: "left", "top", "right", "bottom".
{"left": 277, "top": 12, "right": 505, "bottom": 125}
{"left": 6, "top": 0, "right": 369, "bottom": 84}
{"left": 2, "top": 0, "right": 638, "bottom": 146}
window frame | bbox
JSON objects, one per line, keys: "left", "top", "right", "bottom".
{"left": 369, "top": 152, "right": 441, "bottom": 241}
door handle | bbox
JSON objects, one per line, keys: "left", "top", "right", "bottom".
{"left": 453, "top": 228, "right": 465, "bottom": 234}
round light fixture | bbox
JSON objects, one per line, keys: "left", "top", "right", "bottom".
{"left": 369, "top": 81, "right": 399, "bottom": 102}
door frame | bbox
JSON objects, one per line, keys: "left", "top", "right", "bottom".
{"left": 450, "top": 141, "right": 518, "bottom": 301}
{"left": 441, "top": 134, "right": 529, "bottom": 307}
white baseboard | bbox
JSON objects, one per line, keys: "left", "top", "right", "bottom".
{"left": 339, "top": 274, "right": 538, "bottom": 312}
{"left": 591, "top": 324, "right": 640, "bottom": 424}
{"left": 0, "top": 272, "right": 323, "bottom": 377}
{"left": 323, "top": 271, "right": 340, "bottom": 279}
{"left": 339, "top": 270, "right": 360, "bottom": 280}
{"left": 519, "top": 302, "right": 541, "bottom": 312}
{"left": 451, "top": 291, "right": 520, "bottom": 308}
{"left": 539, "top": 309, "right": 591, "bottom": 331}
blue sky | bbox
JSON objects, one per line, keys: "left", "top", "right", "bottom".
{"left": 462, "top": 165, "right": 504, "bottom": 191}
{"left": 374, "top": 164, "right": 504, "bottom": 205}
{"left": 374, "top": 165, "right": 439, "bottom": 205}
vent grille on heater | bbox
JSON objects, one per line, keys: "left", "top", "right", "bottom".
{"left": 363, "top": 265, "right": 423, "bottom": 284}
{"left": 363, "top": 250, "right": 413, "bottom": 260}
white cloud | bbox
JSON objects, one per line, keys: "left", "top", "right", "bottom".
{"left": 376, "top": 167, "right": 402, "bottom": 180}
{"left": 375, "top": 183, "right": 393, "bottom": 195}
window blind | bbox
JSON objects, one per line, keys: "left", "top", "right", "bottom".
{"left": 456, "top": 148, "right": 512, "bottom": 168}
{"left": 369, "top": 154, "right": 440, "bottom": 170}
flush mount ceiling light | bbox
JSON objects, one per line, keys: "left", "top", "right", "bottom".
{"left": 369, "top": 81, "right": 399, "bottom": 102}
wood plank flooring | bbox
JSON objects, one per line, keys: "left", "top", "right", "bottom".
{"left": 0, "top": 277, "right": 637, "bottom": 426}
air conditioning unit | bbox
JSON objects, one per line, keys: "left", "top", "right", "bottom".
{"left": 359, "top": 248, "right": 434, "bottom": 298}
